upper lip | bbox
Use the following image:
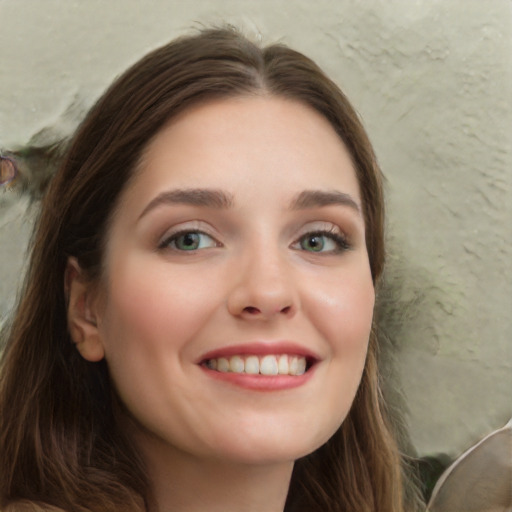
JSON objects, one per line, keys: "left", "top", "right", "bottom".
{"left": 197, "top": 341, "right": 321, "bottom": 365}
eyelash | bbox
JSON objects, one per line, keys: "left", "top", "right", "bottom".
{"left": 158, "top": 229, "right": 219, "bottom": 251}
{"left": 292, "top": 229, "right": 351, "bottom": 254}
{"left": 159, "top": 227, "right": 350, "bottom": 254}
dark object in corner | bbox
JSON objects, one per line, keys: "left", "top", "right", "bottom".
{"left": 427, "top": 419, "right": 512, "bottom": 512}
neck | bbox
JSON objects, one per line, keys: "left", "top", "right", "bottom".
{"left": 137, "top": 432, "right": 294, "bottom": 512}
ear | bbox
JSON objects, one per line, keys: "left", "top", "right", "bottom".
{"left": 64, "top": 257, "right": 105, "bottom": 362}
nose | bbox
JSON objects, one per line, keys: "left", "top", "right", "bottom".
{"left": 227, "top": 247, "right": 299, "bottom": 321}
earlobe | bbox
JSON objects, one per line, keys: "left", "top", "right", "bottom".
{"left": 65, "top": 257, "right": 105, "bottom": 362}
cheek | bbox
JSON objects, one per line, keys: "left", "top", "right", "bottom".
{"left": 99, "top": 261, "right": 220, "bottom": 357}
{"left": 96, "top": 263, "right": 224, "bottom": 429}
{"left": 297, "top": 268, "right": 375, "bottom": 444}
{"left": 306, "top": 269, "right": 375, "bottom": 357}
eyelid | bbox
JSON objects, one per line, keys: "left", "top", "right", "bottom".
{"left": 157, "top": 222, "right": 222, "bottom": 250}
{"left": 294, "top": 222, "right": 347, "bottom": 240}
{"left": 291, "top": 223, "right": 351, "bottom": 253}
{"left": 158, "top": 230, "right": 218, "bottom": 250}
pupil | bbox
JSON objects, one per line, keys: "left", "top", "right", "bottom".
{"left": 307, "top": 235, "right": 323, "bottom": 251}
{"left": 182, "top": 233, "right": 198, "bottom": 248}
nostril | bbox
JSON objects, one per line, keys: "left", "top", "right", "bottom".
{"left": 242, "top": 305, "right": 292, "bottom": 316}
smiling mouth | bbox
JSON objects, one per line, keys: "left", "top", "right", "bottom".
{"left": 202, "top": 354, "right": 315, "bottom": 376}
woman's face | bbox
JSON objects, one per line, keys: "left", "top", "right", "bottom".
{"left": 91, "top": 96, "right": 375, "bottom": 465}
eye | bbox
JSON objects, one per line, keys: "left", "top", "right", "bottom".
{"left": 293, "top": 230, "right": 350, "bottom": 253}
{"left": 160, "top": 230, "right": 219, "bottom": 251}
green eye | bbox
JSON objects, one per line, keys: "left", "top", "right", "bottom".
{"left": 301, "top": 234, "right": 327, "bottom": 252}
{"left": 174, "top": 232, "right": 201, "bottom": 250}
{"left": 162, "top": 231, "right": 217, "bottom": 251}
{"left": 295, "top": 231, "right": 349, "bottom": 253}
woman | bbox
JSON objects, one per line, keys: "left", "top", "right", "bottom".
{"left": 0, "top": 28, "right": 418, "bottom": 511}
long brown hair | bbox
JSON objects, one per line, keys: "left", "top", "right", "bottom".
{"left": 0, "top": 28, "right": 415, "bottom": 511}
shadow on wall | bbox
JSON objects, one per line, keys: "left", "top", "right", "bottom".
{"left": 374, "top": 239, "right": 448, "bottom": 420}
{"left": 376, "top": 240, "right": 454, "bottom": 358}
{"left": 0, "top": 98, "right": 84, "bottom": 201}
{"left": 0, "top": 142, "right": 67, "bottom": 200}
{"left": 374, "top": 236, "right": 458, "bottom": 502}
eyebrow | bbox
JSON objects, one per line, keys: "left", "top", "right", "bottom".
{"left": 138, "top": 187, "right": 361, "bottom": 220}
{"left": 138, "top": 188, "right": 234, "bottom": 219}
{"left": 290, "top": 190, "right": 361, "bottom": 215}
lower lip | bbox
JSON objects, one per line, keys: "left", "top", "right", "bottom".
{"left": 199, "top": 365, "right": 316, "bottom": 391}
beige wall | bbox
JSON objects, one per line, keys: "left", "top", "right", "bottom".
{"left": 1, "top": 0, "right": 511, "bottom": 459}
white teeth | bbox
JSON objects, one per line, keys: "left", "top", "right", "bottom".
{"left": 260, "top": 355, "right": 278, "bottom": 376}
{"left": 296, "top": 357, "right": 306, "bottom": 376}
{"left": 229, "top": 355, "right": 244, "bottom": 373}
{"left": 289, "top": 356, "right": 298, "bottom": 375}
{"left": 244, "top": 356, "right": 260, "bottom": 374}
{"left": 217, "top": 357, "right": 230, "bottom": 373}
{"left": 288, "top": 356, "right": 306, "bottom": 376}
{"left": 278, "top": 354, "right": 289, "bottom": 374}
{"left": 205, "top": 354, "right": 308, "bottom": 376}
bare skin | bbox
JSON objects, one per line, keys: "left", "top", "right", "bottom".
{"left": 67, "top": 96, "right": 374, "bottom": 511}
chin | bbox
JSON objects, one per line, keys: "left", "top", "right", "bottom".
{"left": 207, "top": 419, "right": 341, "bottom": 466}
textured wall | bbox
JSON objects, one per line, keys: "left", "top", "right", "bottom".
{"left": 0, "top": 0, "right": 511, "bottom": 459}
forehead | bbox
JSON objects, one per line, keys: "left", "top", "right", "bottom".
{"left": 121, "top": 95, "right": 361, "bottom": 212}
